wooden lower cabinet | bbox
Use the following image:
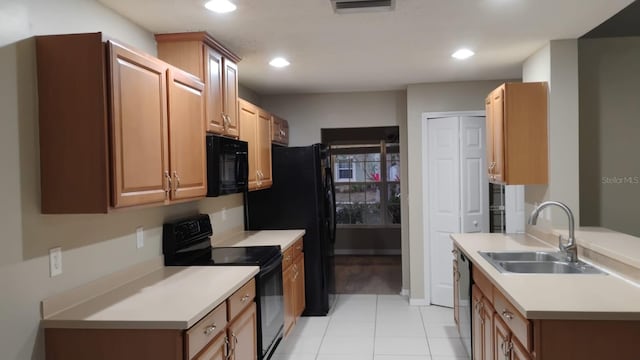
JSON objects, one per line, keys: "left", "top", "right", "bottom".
{"left": 471, "top": 284, "right": 495, "bottom": 360}
{"left": 227, "top": 303, "right": 258, "bottom": 360}
{"left": 195, "top": 332, "right": 227, "bottom": 360}
{"left": 465, "top": 262, "right": 640, "bottom": 360}
{"left": 45, "top": 279, "right": 257, "bottom": 360}
{"left": 283, "top": 238, "right": 306, "bottom": 337}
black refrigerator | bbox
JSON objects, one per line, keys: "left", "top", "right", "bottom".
{"left": 246, "top": 143, "right": 336, "bottom": 316}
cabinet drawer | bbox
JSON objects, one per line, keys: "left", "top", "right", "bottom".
{"left": 493, "top": 290, "right": 532, "bottom": 352}
{"left": 283, "top": 246, "right": 295, "bottom": 269}
{"left": 472, "top": 266, "right": 494, "bottom": 300}
{"left": 227, "top": 278, "right": 256, "bottom": 321}
{"left": 186, "top": 302, "right": 227, "bottom": 359}
{"left": 292, "top": 238, "right": 304, "bottom": 260}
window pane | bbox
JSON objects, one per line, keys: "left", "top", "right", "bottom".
{"left": 386, "top": 153, "right": 400, "bottom": 182}
{"left": 387, "top": 183, "right": 401, "bottom": 224}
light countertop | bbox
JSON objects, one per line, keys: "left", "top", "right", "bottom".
{"left": 42, "top": 266, "right": 259, "bottom": 329}
{"left": 451, "top": 232, "right": 640, "bottom": 320}
{"left": 214, "top": 229, "right": 305, "bottom": 251}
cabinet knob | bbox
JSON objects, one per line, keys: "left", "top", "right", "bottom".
{"left": 501, "top": 309, "right": 514, "bottom": 320}
{"left": 240, "top": 294, "right": 250, "bottom": 303}
{"left": 203, "top": 324, "right": 217, "bottom": 335}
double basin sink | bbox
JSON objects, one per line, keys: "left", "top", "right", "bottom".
{"left": 478, "top": 251, "right": 607, "bottom": 274}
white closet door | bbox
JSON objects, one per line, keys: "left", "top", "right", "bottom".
{"left": 428, "top": 117, "right": 460, "bottom": 307}
{"left": 460, "top": 116, "right": 489, "bottom": 234}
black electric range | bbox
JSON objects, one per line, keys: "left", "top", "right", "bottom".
{"left": 163, "top": 214, "right": 284, "bottom": 360}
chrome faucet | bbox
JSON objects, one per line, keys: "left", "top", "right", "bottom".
{"left": 528, "top": 201, "right": 578, "bottom": 262}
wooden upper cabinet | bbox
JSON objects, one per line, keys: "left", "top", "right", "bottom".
{"left": 109, "top": 41, "right": 170, "bottom": 208}
{"left": 272, "top": 116, "right": 290, "bottom": 146}
{"left": 155, "top": 32, "right": 241, "bottom": 138}
{"left": 239, "top": 99, "right": 272, "bottom": 191}
{"left": 223, "top": 59, "right": 240, "bottom": 137}
{"left": 485, "top": 82, "right": 548, "bottom": 185}
{"left": 167, "top": 68, "right": 207, "bottom": 201}
{"left": 35, "top": 32, "right": 207, "bottom": 213}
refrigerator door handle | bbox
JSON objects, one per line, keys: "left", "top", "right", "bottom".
{"left": 326, "top": 167, "right": 337, "bottom": 244}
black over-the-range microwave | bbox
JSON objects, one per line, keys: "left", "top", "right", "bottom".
{"left": 206, "top": 135, "right": 249, "bottom": 197}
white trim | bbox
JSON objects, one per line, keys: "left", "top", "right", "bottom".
{"left": 409, "top": 298, "right": 430, "bottom": 306}
{"left": 399, "top": 288, "right": 410, "bottom": 296}
{"left": 421, "top": 111, "right": 485, "bottom": 306}
{"left": 334, "top": 249, "right": 401, "bottom": 256}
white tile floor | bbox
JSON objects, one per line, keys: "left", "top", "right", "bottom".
{"left": 272, "top": 294, "right": 470, "bottom": 360}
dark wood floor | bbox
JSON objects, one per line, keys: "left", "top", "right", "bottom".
{"left": 334, "top": 255, "right": 402, "bottom": 294}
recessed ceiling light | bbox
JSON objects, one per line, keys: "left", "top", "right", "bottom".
{"left": 204, "top": 0, "right": 237, "bottom": 13}
{"left": 452, "top": 48, "right": 475, "bottom": 60}
{"left": 269, "top": 57, "right": 290, "bottom": 68}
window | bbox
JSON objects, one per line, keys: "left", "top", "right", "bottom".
{"left": 331, "top": 141, "right": 400, "bottom": 227}
{"left": 336, "top": 159, "right": 354, "bottom": 180}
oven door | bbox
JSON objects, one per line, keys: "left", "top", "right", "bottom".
{"left": 257, "top": 255, "right": 284, "bottom": 359}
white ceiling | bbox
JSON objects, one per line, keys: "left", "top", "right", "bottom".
{"left": 98, "top": 0, "right": 634, "bottom": 94}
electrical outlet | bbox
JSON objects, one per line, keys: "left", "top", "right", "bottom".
{"left": 136, "top": 227, "right": 144, "bottom": 249}
{"left": 221, "top": 208, "right": 227, "bottom": 221}
{"left": 49, "top": 247, "right": 62, "bottom": 277}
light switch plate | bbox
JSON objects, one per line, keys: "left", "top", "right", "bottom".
{"left": 136, "top": 227, "right": 144, "bottom": 249}
{"left": 49, "top": 247, "right": 62, "bottom": 277}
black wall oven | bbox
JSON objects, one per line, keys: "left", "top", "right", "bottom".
{"left": 206, "top": 135, "right": 248, "bottom": 197}
{"left": 163, "top": 215, "right": 284, "bottom": 360}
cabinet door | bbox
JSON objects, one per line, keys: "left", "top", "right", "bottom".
{"left": 223, "top": 59, "right": 239, "bottom": 138}
{"left": 481, "top": 297, "right": 495, "bottom": 360}
{"left": 228, "top": 303, "right": 258, "bottom": 360}
{"left": 167, "top": 68, "right": 207, "bottom": 200}
{"left": 272, "top": 116, "right": 282, "bottom": 143}
{"left": 294, "top": 256, "right": 306, "bottom": 318}
{"left": 510, "top": 336, "right": 531, "bottom": 360}
{"left": 471, "top": 285, "right": 484, "bottom": 360}
{"left": 485, "top": 95, "right": 495, "bottom": 180}
{"left": 205, "top": 46, "right": 224, "bottom": 135}
{"left": 453, "top": 257, "right": 459, "bottom": 325}
{"left": 257, "top": 110, "right": 273, "bottom": 188}
{"left": 494, "top": 313, "right": 512, "bottom": 360}
{"left": 239, "top": 100, "right": 259, "bottom": 190}
{"left": 283, "top": 264, "right": 295, "bottom": 337}
{"left": 109, "top": 41, "right": 169, "bottom": 208}
{"left": 492, "top": 87, "right": 505, "bottom": 183}
{"left": 195, "top": 333, "right": 227, "bottom": 360}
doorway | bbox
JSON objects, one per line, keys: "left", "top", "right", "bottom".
{"left": 322, "top": 126, "right": 402, "bottom": 294}
{"left": 424, "top": 112, "right": 489, "bottom": 307}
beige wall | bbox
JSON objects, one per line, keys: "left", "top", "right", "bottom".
{"left": 261, "top": 91, "right": 410, "bottom": 290}
{"left": 406, "top": 80, "right": 511, "bottom": 303}
{"left": 579, "top": 36, "right": 640, "bottom": 236}
{"left": 0, "top": 1, "right": 245, "bottom": 359}
{"left": 238, "top": 84, "right": 262, "bottom": 106}
{"left": 522, "top": 40, "right": 580, "bottom": 230}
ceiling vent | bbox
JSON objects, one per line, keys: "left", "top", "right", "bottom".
{"left": 330, "top": 0, "right": 395, "bottom": 14}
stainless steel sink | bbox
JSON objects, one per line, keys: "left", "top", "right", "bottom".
{"left": 478, "top": 251, "right": 607, "bottom": 274}
{"left": 481, "top": 251, "right": 561, "bottom": 262}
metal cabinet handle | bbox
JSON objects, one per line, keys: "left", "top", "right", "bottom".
{"left": 164, "top": 171, "right": 171, "bottom": 198}
{"left": 296, "top": 245, "right": 303, "bottom": 251}
{"left": 451, "top": 249, "right": 458, "bottom": 256}
{"left": 285, "top": 254, "right": 292, "bottom": 262}
{"left": 455, "top": 270, "right": 461, "bottom": 281}
{"left": 502, "top": 309, "right": 514, "bottom": 320}
{"left": 240, "top": 294, "right": 250, "bottom": 303}
{"left": 224, "top": 336, "right": 231, "bottom": 360}
{"left": 500, "top": 340, "right": 513, "bottom": 359}
{"left": 172, "top": 171, "right": 180, "bottom": 192}
{"left": 203, "top": 324, "right": 217, "bottom": 335}
{"left": 232, "top": 332, "right": 238, "bottom": 345}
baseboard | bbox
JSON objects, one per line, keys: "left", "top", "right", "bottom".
{"left": 334, "top": 249, "right": 401, "bottom": 256}
{"left": 399, "top": 288, "right": 410, "bottom": 296}
{"left": 409, "top": 298, "right": 430, "bottom": 306}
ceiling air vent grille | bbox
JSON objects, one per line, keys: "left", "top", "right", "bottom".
{"left": 331, "top": 0, "right": 395, "bottom": 13}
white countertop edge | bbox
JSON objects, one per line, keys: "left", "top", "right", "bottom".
{"left": 451, "top": 233, "right": 640, "bottom": 321}
{"left": 41, "top": 267, "right": 260, "bottom": 330}
{"left": 213, "top": 229, "right": 306, "bottom": 252}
